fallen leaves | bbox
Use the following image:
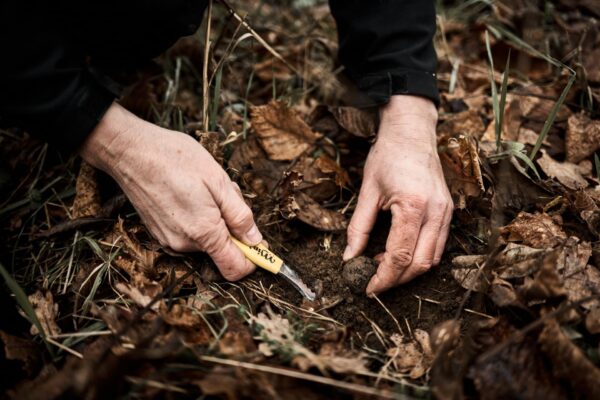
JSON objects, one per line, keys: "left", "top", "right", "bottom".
{"left": 439, "top": 134, "right": 485, "bottom": 208}
{"left": 72, "top": 161, "right": 102, "bottom": 219}
{"left": 539, "top": 318, "right": 600, "bottom": 399}
{"left": 281, "top": 190, "right": 347, "bottom": 231}
{"left": 27, "top": 291, "right": 60, "bottom": 337}
{"left": 537, "top": 150, "right": 589, "bottom": 190}
{"left": 251, "top": 100, "right": 322, "bottom": 161}
{"left": 566, "top": 113, "right": 600, "bottom": 163}
{"left": 329, "top": 106, "right": 377, "bottom": 138}
{"left": 387, "top": 330, "right": 433, "bottom": 379}
{"left": 500, "top": 211, "right": 566, "bottom": 248}
{"left": 252, "top": 309, "right": 367, "bottom": 375}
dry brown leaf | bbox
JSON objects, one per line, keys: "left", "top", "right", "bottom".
{"left": 537, "top": 150, "right": 589, "bottom": 190}
{"left": 585, "top": 307, "right": 600, "bottom": 334}
{"left": 539, "top": 318, "right": 600, "bottom": 399}
{"left": 438, "top": 109, "right": 486, "bottom": 140}
{"left": 72, "top": 161, "right": 102, "bottom": 219}
{"left": 251, "top": 100, "right": 322, "bottom": 161}
{"left": 281, "top": 191, "right": 347, "bottom": 231}
{"left": 197, "top": 131, "right": 224, "bottom": 165}
{"left": 253, "top": 310, "right": 367, "bottom": 375}
{"left": 0, "top": 330, "right": 40, "bottom": 375}
{"left": 500, "top": 211, "right": 567, "bottom": 248}
{"left": 115, "top": 219, "right": 160, "bottom": 272}
{"left": 115, "top": 282, "right": 160, "bottom": 311}
{"left": 387, "top": 330, "right": 433, "bottom": 379}
{"left": 289, "top": 155, "right": 348, "bottom": 201}
{"left": 439, "top": 135, "right": 484, "bottom": 209}
{"left": 494, "top": 244, "right": 547, "bottom": 279}
{"left": 314, "top": 154, "right": 350, "bottom": 188}
{"left": 28, "top": 290, "right": 61, "bottom": 337}
{"left": 565, "top": 113, "right": 600, "bottom": 163}
{"left": 330, "top": 106, "right": 377, "bottom": 138}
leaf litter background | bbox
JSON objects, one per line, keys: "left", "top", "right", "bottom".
{"left": 1, "top": 0, "right": 600, "bottom": 399}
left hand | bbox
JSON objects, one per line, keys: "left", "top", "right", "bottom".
{"left": 343, "top": 95, "right": 453, "bottom": 295}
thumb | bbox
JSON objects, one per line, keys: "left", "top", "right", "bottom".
{"left": 206, "top": 219, "right": 256, "bottom": 281}
{"left": 219, "top": 181, "right": 263, "bottom": 245}
{"left": 344, "top": 186, "right": 379, "bottom": 261}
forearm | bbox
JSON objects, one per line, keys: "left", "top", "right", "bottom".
{"left": 378, "top": 95, "right": 438, "bottom": 149}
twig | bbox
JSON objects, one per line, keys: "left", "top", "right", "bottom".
{"left": 195, "top": 354, "right": 414, "bottom": 400}
{"left": 202, "top": 0, "right": 213, "bottom": 133}
{"left": 216, "top": 0, "right": 301, "bottom": 77}
{"left": 372, "top": 294, "right": 404, "bottom": 336}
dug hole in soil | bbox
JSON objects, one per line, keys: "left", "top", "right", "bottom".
{"left": 252, "top": 215, "right": 469, "bottom": 341}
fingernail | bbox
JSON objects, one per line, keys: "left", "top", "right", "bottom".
{"left": 342, "top": 245, "right": 353, "bottom": 261}
{"left": 245, "top": 225, "right": 262, "bottom": 244}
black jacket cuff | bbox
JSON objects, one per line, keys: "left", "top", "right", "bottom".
{"left": 53, "top": 74, "right": 116, "bottom": 154}
{"left": 355, "top": 70, "right": 440, "bottom": 108}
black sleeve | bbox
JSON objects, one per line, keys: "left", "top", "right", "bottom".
{"left": 329, "top": 0, "right": 439, "bottom": 107}
{"left": 0, "top": 1, "right": 117, "bottom": 154}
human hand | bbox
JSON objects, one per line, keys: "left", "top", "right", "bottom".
{"left": 80, "top": 103, "right": 262, "bottom": 280}
{"left": 343, "top": 95, "right": 453, "bottom": 295}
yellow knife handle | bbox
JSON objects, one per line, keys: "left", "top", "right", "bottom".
{"left": 230, "top": 237, "right": 283, "bottom": 274}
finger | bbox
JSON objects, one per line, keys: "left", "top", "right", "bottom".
{"left": 396, "top": 216, "right": 443, "bottom": 285}
{"left": 344, "top": 186, "right": 379, "bottom": 261}
{"left": 231, "top": 181, "right": 244, "bottom": 200}
{"left": 205, "top": 219, "right": 256, "bottom": 281}
{"left": 433, "top": 206, "right": 453, "bottom": 265}
{"left": 219, "top": 181, "right": 262, "bottom": 245}
{"left": 366, "top": 201, "right": 425, "bottom": 295}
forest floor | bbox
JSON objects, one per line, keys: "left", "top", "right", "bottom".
{"left": 1, "top": 0, "right": 600, "bottom": 399}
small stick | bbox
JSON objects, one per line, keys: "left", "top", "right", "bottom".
{"left": 202, "top": 0, "right": 213, "bottom": 133}
{"left": 372, "top": 294, "right": 404, "bottom": 336}
{"left": 196, "top": 354, "right": 410, "bottom": 400}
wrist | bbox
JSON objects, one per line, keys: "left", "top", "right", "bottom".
{"left": 79, "top": 102, "right": 140, "bottom": 173}
{"left": 377, "top": 95, "right": 438, "bottom": 149}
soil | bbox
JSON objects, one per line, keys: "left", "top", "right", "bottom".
{"left": 249, "top": 215, "right": 475, "bottom": 341}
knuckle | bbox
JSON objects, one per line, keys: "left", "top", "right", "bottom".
{"left": 229, "top": 206, "right": 253, "bottom": 228}
{"left": 389, "top": 249, "right": 413, "bottom": 269}
{"left": 412, "top": 261, "right": 433, "bottom": 275}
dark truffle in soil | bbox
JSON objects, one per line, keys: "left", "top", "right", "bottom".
{"left": 342, "top": 256, "right": 378, "bottom": 295}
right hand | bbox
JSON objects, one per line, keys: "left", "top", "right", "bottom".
{"left": 80, "top": 102, "right": 262, "bottom": 281}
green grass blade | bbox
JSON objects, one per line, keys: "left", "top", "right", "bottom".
{"left": 497, "top": 50, "right": 511, "bottom": 151}
{"left": 484, "top": 31, "right": 500, "bottom": 152}
{"left": 512, "top": 150, "right": 541, "bottom": 179}
{"left": 529, "top": 73, "right": 575, "bottom": 160}
{"left": 0, "top": 262, "right": 53, "bottom": 354}
{"left": 209, "top": 66, "right": 223, "bottom": 132}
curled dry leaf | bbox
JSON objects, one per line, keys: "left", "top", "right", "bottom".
{"left": 251, "top": 100, "right": 322, "bottom": 161}
{"left": 537, "top": 150, "right": 589, "bottom": 190}
{"left": 281, "top": 190, "right": 347, "bottom": 231}
{"left": 387, "top": 330, "right": 433, "bottom": 379}
{"left": 539, "top": 318, "right": 600, "bottom": 399}
{"left": 500, "top": 211, "right": 567, "bottom": 248}
{"left": 439, "top": 135, "right": 484, "bottom": 209}
{"left": 329, "top": 106, "right": 377, "bottom": 138}
{"left": 28, "top": 290, "right": 61, "bottom": 337}
{"left": 566, "top": 113, "right": 600, "bottom": 163}
{"left": 72, "top": 161, "right": 102, "bottom": 219}
{"left": 451, "top": 259, "right": 487, "bottom": 292}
